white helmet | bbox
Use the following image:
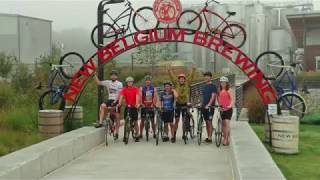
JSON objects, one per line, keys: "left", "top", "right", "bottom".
{"left": 126, "top": 76, "right": 134, "bottom": 82}
{"left": 219, "top": 76, "right": 229, "bottom": 82}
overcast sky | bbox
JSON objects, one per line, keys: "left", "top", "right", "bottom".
{"left": 0, "top": 0, "right": 319, "bottom": 32}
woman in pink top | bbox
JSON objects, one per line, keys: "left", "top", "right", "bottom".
{"left": 218, "top": 76, "right": 233, "bottom": 146}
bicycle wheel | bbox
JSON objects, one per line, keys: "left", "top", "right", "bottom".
{"left": 256, "top": 51, "right": 284, "bottom": 80}
{"left": 156, "top": 113, "right": 161, "bottom": 146}
{"left": 220, "top": 23, "right": 246, "bottom": 48}
{"left": 133, "top": 7, "right": 159, "bottom": 33}
{"left": 39, "top": 90, "right": 66, "bottom": 110}
{"left": 215, "top": 115, "right": 222, "bottom": 147}
{"left": 189, "top": 115, "right": 195, "bottom": 139}
{"left": 197, "top": 117, "right": 203, "bottom": 146}
{"left": 130, "top": 120, "right": 135, "bottom": 139}
{"left": 278, "top": 93, "right": 306, "bottom": 119}
{"left": 145, "top": 119, "right": 150, "bottom": 142}
{"left": 59, "top": 52, "right": 85, "bottom": 79}
{"left": 177, "top": 10, "right": 202, "bottom": 35}
{"left": 91, "top": 23, "right": 118, "bottom": 49}
{"left": 104, "top": 119, "right": 109, "bottom": 146}
{"left": 183, "top": 119, "right": 188, "bottom": 144}
{"left": 124, "top": 118, "right": 130, "bottom": 144}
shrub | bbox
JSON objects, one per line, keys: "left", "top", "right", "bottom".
{"left": 0, "top": 52, "right": 17, "bottom": 78}
{"left": 0, "top": 82, "right": 15, "bottom": 108}
{"left": 11, "top": 64, "right": 33, "bottom": 94}
{"left": 301, "top": 113, "right": 320, "bottom": 125}
{"left": 244, "top": 84, "right": 266, "bottom": 123}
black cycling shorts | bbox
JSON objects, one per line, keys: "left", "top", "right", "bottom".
{"left": 141, "top": 108, "right": 155, "bottom": 120}
{"left": 174, "top": 103, "right": 188, "bottom": 119}
{"left": 104, "top": 100, "right": 120, "bottom": 113}
{"left": 162, "top": 110, "right": 174, "bottom": 123}
{"left": 201, "top": 108, "right": 214, "bottom": 121}
{"left": 221, "top": 109, "right": 233, "bottom": 120}
{"left": 124, "top": 107, "right": 138, "bottom": 121}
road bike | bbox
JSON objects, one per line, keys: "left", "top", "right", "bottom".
{"left": 196, "top": 105, "right": 222, "bottom": 147}
{"left": 177, "top": 0, "right": 246, "bottom": 48}
{"left": 155, "top": 108, "right": 164, "bottom": 146}
{"left": 104, "top": 106, "right": 118, "bottom": 146}
{"left": 213, "top": 105, "right": 223, "bottom": 147}
{"left": 123, "top": 106, "right": 137, "bottom": 144}
{"left": 38, "top": 52, "right": 85, "bottom": 110}
{"left": 180, "top": 105, "right": 195, "bottom": 144}
{"left": 143, "top": 107, "right": 155, "bottom": 142}
{"left": 91, "top": 0, "right": 159, "bottom": 48}
{"left": 256, "top": 51, "right": 306, "bottom": 118}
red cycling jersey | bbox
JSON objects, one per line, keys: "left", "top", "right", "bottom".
{"left": 120, "top": 86, "right": 139, "bottom": 106}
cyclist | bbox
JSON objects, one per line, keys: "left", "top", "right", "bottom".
{"left": 94, "top": 70, "right": 122, "bottom": 139}
{"left": 201, "top": 72, "right": 217, "bottom": 143}
{"left": 118, "top": 76, "right": 140, "bottom": 142}
{"left": 217, "top": 76, "right": 233, "bottom": 146}
{"left": 139, "top": 75, "right": 158, "bottom": 139}
{"left": 160, "top": 82, "right": 178, "bottom": 142}
{"left": 167, "top": 63, "right": 196, "bottom": 143}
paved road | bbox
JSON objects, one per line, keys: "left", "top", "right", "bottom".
{"left": 42, "top": 119, "right": 233, "bottom": 180}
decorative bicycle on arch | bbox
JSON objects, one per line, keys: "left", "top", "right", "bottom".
{"left": 177, "top": 0, "right": 247, "bottom": 48}
{"left": 91, "top": 0, "right": 160, "bottom": 49}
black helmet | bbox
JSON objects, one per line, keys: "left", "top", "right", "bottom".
{"left": 163, "top": 82, "right": 172, "bottom": 86}
{"left": 110, "top": 70, "right": 118, "bottom": 75}
{"left": 203, "top": 71, "right": 212, "bottom": 77}
{"left": 144, "top": 75, "right": 152, "bottom": 81}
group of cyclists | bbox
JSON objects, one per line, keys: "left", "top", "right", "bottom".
{"left": 94, "top": 64, "right": 233, "bottom": 146}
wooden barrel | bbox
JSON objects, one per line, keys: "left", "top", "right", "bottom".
{"left": 38, "top": 110, "right": 64, "bottom": 138}
{"left": 64, "top": 106, "right": 83, "bottom": 130}
{"left": 271, "top": 116, "right": 299, "bottom": 154}
{"left": 264, "top": 110, "right": 290, "bottom": 143}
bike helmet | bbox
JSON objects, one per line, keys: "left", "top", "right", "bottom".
{"left": 125, "top": 76, "right": 134, "bottom": 82}
{"left": 219, "top": 76, "right": 229, "bottom": 82}
{"left": 110, "top": 70, "right": 118, "bottom": 75}
{"left": 163, "top": 82, "right": 172, "bottom": 86}
{"left": 178, "top": 73, "right": 186, "bottom": 79}
{"left": 144, "top": 75, "right": 152, "bottom": 81}
{"left": 203, "top": 72, "right": 212, "bottom": 77}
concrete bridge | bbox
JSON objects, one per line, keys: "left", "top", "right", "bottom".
{"left": 0, "top": 111, "right": 285, "bottom": 180}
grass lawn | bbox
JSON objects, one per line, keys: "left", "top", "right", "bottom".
{"left": 0, "top": 128, "right": 44, "bottom": 156}
{"left": 250, "top": 124, "right": 320, "bottom": 180}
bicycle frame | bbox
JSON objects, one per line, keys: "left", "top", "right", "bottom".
{"left": 105, "top": 6, "right": 133, "bottom": 34}
{"left": 268, "top": 64, "right": 297, "bottom": 96}
{"left": 47, "top": 66, "right": 69, "bottom": 104}
{"left": 201, "top": 7, "right": 232, "bottom": 34}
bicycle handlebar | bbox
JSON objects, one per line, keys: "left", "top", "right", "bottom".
{"left": 124, "top": 0, "right": 131, "bottom": 7}
{"left": 206, "top": 0, "right": 220, "bottom": 6}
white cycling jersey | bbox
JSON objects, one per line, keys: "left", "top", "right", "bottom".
{"left": 101, "top": 80, "right": 123, "bottom": 100}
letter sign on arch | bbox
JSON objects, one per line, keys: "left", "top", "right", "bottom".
{"left": 64, "top": 28, "right": 277, "bottom": 105}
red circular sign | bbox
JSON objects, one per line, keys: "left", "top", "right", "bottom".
{"left": 153, "top": 0, "right": 182, "bottom": 24}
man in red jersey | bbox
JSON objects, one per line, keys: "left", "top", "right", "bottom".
{"left": 118, "top": 76, "right": 140, "bottom": 142}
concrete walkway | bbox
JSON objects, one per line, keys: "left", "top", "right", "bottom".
{"left": 41, "top": 121, "right": 233, "bottom": 180}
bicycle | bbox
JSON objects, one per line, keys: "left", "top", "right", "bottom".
{"left": 104, "top": 105, "right": 118, "bottom": 146}
{"left": 155, "top": 108, "right": 164, "bottom": 146}
{"left": 196, "top": 105, "right": 222, "bottom": 147}
{"left": 123, "top": 106, "right": 137, "bottom": 144}
{"left": 256, "top": 51, "right": 307, "bottom": 118}
{"left": 38, "top": 52, "right": 85, "bottom": 110}
{"left": 177, "top": 0, "right": 246, "bottom": 48}
{"left": 180, "top": 105, "right": 195, "bottom": 144}
{"left": 142, "top": 107, "right": 155, "bottom": 142}
{"left": 91, "top": 0, "right": 159, "bottom": 48}
{"left": 212, "top": 105, "right": 223, "bottom": 147}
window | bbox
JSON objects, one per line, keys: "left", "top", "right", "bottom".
{"left": 316, "top": 56, "right": 320, "bottom": 71}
